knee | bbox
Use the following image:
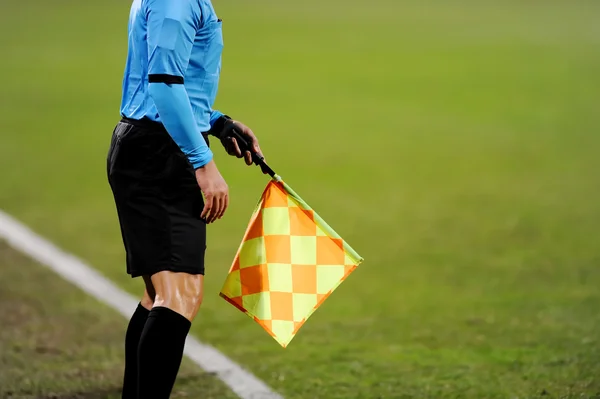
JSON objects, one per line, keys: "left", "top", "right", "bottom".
{"left": 185, "top": 291, "right": 204, "bottom": 315}
{"left": 158, "top": 291, "right": 203, "bottom": 321}
{"left": 153, "top": 273, "right": 204, "bottom": 321}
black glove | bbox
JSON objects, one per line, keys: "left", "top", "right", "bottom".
{"left": 208, "top": 115, "right": 252, "bottom": 156}
{"left": 206, "top": 115, "right": 272, "bottom": 176}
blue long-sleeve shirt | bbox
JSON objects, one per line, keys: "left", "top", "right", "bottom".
{"left": 120, "top": 0, "right": 225, "bottom": 168}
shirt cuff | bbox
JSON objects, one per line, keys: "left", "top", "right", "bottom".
{"left": 209, "top": 110, "right": 226, "bottom": 128}
{"left": 188, "top": 145, "right": 214, "bottom": 169}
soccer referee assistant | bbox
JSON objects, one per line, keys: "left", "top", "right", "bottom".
{"left": 106, "top": 0, "right": 265, "bottom": 398}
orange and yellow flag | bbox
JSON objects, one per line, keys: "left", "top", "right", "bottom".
{"left": 220, "top": 175, "right": 364, "bottom": 348}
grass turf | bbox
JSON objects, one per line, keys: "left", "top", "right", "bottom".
{"left": 0, "top": 241, "right": 238, "bottom": 399}
{"left": 1, "top": 0, "right": 600, "bottom": 398}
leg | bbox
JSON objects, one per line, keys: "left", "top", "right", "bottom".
{"left": 137, "top": 271, "right": 204, "bottom": 399}
{"left": 121, "top": 284, "right": 155, "bottom": 399}
{"left": 107, "top": 120, "right": 207, "bottom": 398}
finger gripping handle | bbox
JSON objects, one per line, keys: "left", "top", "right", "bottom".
{"left": 228, "top": 127, "right": 264, "bottom": 164}
{"left": 221, "top": 121, "right": 275, "bottom": 177}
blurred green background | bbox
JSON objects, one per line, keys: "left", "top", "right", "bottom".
{"left": 1, "top": 0, "right": 599, "bottom": 398}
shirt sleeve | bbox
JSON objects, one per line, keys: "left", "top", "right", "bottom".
{"left": 210, "top": 110, "right": 225, "bottom": 126}
{"left": 146, "top": 0, "right": 201, "bottom": 82}
{"left": 145, "top": 0, "right": 213, "bottom": 169}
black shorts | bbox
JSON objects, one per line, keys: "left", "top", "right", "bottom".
{"left": 106, "top": 117, "right": 208, "bottom": 278}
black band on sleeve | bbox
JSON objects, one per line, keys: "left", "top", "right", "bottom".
{"left": 148, "top": 74, "right": 184, "bottom": 84}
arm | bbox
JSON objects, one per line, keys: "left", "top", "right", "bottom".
{"left": 146, "top": 0, "right": 212, "bottom": 169}
{"left": 146, "top": 0, "right": 229, "bottom": 224}
{"left": 146, "top": 0, "right": 265, "bottom": 174}
{"left": 148, "top": 84, "right": 213, "bottom": 169}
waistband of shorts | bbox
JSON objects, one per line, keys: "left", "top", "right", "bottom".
{"left": 120, "top": 116, "right": 168, "bottom": 133}
{"left": 120, "top": 116, "right": 212, "bottom": 140}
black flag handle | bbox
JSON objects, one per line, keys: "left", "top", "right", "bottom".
{"left": 227, "top": 128, "right": 276, "bottom": 178}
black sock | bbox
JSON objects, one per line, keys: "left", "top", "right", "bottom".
{"left": 137, "top": 306, "right": 192, "bottom": 399}
{"left": 122, "top": 303, "right": 150, "bottom": 399}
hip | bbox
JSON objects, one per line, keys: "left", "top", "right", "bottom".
{"left": 106, "top": 118, "right": 203, "bottom": 193}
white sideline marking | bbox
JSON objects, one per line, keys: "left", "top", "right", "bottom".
{"left": 0, "top": 210, "right": 283, "bottom": 399}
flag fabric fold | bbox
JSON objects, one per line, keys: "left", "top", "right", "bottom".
{"left": 219, "top": 175, "right": 364, "bottom": 348}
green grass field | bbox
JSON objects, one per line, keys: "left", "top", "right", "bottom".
{"left": 0, "top": 241, "right": 238, "bottom": 399}
{"left": 1, "top": 0, "right": 600, "bottom": 398}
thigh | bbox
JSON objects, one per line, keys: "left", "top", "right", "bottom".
{"left": 150, "top": 271, "right": 204, "bottom": 321}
